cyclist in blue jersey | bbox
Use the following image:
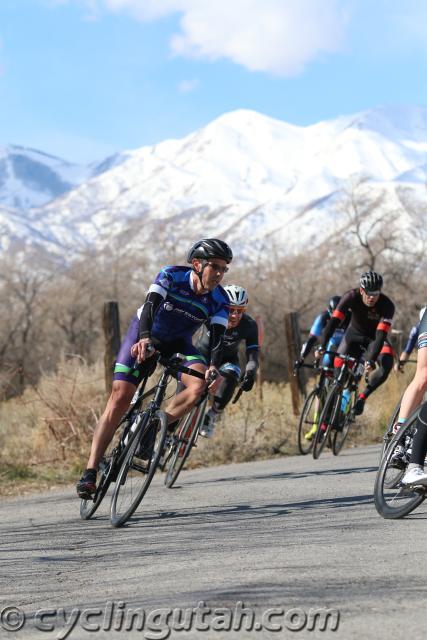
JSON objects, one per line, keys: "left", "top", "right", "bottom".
{"left": 77, "top": 238, "right": 233, "bottom": 499}
{"left": 394, "top": 306, "right": 426, "bottom": 372}
{"left": 296, "top": 296, "right": 347, "bottom": 369}
{"left": 295, "top": 296, "right": 348, "bottom": 441}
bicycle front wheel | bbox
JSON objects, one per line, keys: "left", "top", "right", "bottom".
{"left": 80, "top": 439, "right": 119, "bottom": 520}
{"left": 297, "top": 388, "right": 321, "bottom": 455}
{"left": 374, "top": 419, "right": 426, "bottom": 519}
{"left": 164, "top": 399, "right": 207, "bottom": 488}
{"left": 312, "top": 385, "right": 341, "bottom": 460}
{"left": 331, "top": 388, "right": 356, "bottom": 456}
{"left": 110, "top": 410, "right": 168, "bottom": 527}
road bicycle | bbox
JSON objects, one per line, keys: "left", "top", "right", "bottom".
{"left": 80, "top": 353, "right": 211, "bottom": 527}
{"left": 374, "top": 405, "right": 426, "bottom": 519}
{"left": 79, "top": 365, "right": 155, "bottom": 522}
{"left": 295, "top": 360, "right": 334, "bottom": 455}
{"left": 312, "top": 353, "right": 367, "bottom": 459}
{"left": 162, "top": 395, "right": 208, "bottom": 488}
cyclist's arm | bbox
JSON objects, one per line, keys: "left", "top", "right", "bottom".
{"left": 137, "top": 269, "right": 173, "bottom": 338}
{"left": 366, "top": 318, "right": 393, "bottom": 362}
{"left": 320, "top": 296, "right": 351, "bottom": 348}
{"left": 245, "top": 349, "right": 259, "bottom": 374}
{"left": 300, "top": 335, "right": 317, "bottom": 359}
{"left": 209, "top": 322, "right": 227, "bottom": 369}
{"left": 402, "top": 324, "right": 419, "bottom": 357}
{"left": 138, "top": 291, "right": 163, "bottom": 339}
{"left": 301, "top": 313, "right": 327, "bottom": 358}
{"left": 244, "top": 319, "right": 260, "bottom": 373}
{"left": 320, "top": 316, "right": 341, "bottom": 349}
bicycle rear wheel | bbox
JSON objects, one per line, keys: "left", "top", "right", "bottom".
{"left": 164, "top": 398, "right": 207, "bottom": 488}
{"left": 312, "top": 385, "right": 341, "bottom": 459}
{"left": 110, "top": 410, "right": 168, "bottom": 527}
{"left": 297, "top": 388, "right": 321, "bottom": 455}
{"left": 374, "top": 419, "right": 426, "bottom": 519}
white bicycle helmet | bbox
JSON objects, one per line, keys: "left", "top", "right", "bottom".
{"left": 224, "top": 285, "right": 249, "bottom": 307}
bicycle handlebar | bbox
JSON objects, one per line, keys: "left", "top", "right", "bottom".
{"left": 159, "top": 354, "right": 219, "bottom": 383}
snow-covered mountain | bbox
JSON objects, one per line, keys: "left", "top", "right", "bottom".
{"left": 2, "top": 106, "right": 427, "bottom": 262}
{"left": 0, "top": 145, "right": 86, "bottom": 209}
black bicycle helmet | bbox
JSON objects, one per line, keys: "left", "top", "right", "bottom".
{"left": 328, "top": 295, "right": 341, "bottom": 314}
{"left": 187, "top": 238, "right": 233, "bottom": 264}
{"left": 360, "top": 271, "right": 383, "bottom": 293}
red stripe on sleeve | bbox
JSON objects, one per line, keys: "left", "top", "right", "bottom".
{"left": 378, "top": 322, "right": 391, "bottom": 333}
{"left": 380, "top": 344, "right": 395, "bottom": 356}
{"left": 332, "top": 309, "right": 345, "bottom": 321}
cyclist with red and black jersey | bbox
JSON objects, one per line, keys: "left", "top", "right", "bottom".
{"left": 317, "top": 271, "right": 395, "bottom": 416}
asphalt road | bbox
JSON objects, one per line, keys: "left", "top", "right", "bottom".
{"left": 1, "top": 444, "right": 427, "bottom": 640}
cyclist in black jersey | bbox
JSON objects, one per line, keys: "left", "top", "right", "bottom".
{"left": 195, "top": 284, "right": 260, "bottom": 438}
{"left": 317, "top": 271, "right": 395, "bottom": 416}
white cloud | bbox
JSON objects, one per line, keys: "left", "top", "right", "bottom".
{"left": 177, "top": 78, "right": 199, "bottom": 94}
{"left": 69, "top": 0, "right": 350, "bottom": 76}
{"left": 170, "top": 0, "right": 349, "bottom": 76}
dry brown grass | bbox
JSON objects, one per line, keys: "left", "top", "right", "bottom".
{"left": 0, "top": 359, "right": 416, "bottom": 496}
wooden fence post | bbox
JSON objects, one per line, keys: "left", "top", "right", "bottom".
{"left": 284, "top": 311, "right": 306, "bottom": 416}
{"left": 103, "top": 301, "right": 121, "bottom": 394}
{"left": 255, "top": 315, "right": 265, "bottom": 400}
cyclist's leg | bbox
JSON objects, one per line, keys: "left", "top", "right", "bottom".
{"left": 77, "top": 317, "right": 155, "bottom": 497}
{"left": 359, "top": 349, "right": 394, "bottom": 399}
{"left": 200, "top": 361, "right": 240, "bottom": 438}
{"left": 214, "top": 361, "right": 241, "bottom": 411}
{"left": 87, "top": 317, "right": 156, "bottom": 469}
{"left": 402, "top": 401, "right": 427, "bottom": 484}
{"left": 392, "top": 316, "right": 427, "bottom": 457}
{"left": 335, "top": 330, "right": 365, "bottom": 415}
{"left": 86, "top": 381, "right": 136, "bottom": 470}
{"left": 163, "top": 344, "right": 208, "bottom": 423}
{"left": 399, "top": 347, "right": 427, "bottom": 421}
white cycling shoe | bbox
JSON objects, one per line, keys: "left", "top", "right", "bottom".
{"left": 401, "top": 466, "right": 427, "bottom": 487}
{"left": 199, "top": 409, "right": 220, "bottom": 438}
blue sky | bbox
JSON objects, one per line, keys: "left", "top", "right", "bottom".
{"left": 1, "top": 0, "right": 427, "bottom": 163}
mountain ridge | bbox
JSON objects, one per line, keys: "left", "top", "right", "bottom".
{"left": 1, "top": 105, "right": 427, "bottom": 261}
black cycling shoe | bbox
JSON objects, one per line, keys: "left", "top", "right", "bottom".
{"left": 76, "top": 469, "right": 97, "bottom": 499}
{"left": 134, "top": 430, "right": 156, "bottom": 472}
{"left": 354, "top": 397, "right": 365, "bottom": 416}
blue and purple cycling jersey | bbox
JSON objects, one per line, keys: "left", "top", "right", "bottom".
{"left": 114, "top": 266, "right": 229, "bottom": 384}
{"left": 419, "top": 310, "right": 427, "bottom": 350}
{"left": 142, "top": 266, "right": 229, "bottom": 341}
